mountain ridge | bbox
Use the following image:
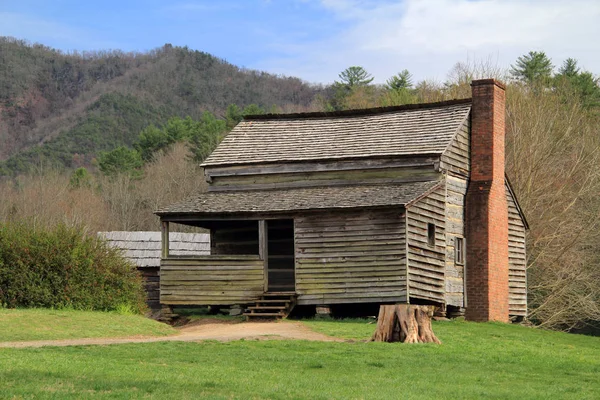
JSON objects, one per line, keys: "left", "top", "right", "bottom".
{"left": 0, "top": 37, "right": 322, "bottom": 175}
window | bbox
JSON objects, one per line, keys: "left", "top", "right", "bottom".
{"left": 455, "top": 237, "right": 464, "bottom": 265}
{"left": 427, "top": 223, "right": 435, "bottom": 247}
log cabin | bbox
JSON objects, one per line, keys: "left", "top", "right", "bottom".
{"left": 155, "top": 79, "right": 528, "bottom": 322}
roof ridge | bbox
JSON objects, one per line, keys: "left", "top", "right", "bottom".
{"left": 244, "top": 98, "right": 472, "bottom": 120}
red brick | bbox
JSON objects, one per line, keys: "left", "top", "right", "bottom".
{"left": 465, "top": 79, "right": 509, "bottom": 323}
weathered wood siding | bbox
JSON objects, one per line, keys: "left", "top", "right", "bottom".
{"left": 160, "top": 256, "right": 264, "bottom": 305}
{"left": 444, "top": 176, "right": 467, "bottom": 307}
{"left": 507, "top": 184, "right": 527, "bottom": 317}
{"left": 406, "top": 184, "right": 446, "bottom": 303}
{"left": 294, "top": 210, "right": 407, "bottom": 305}
{"left": 440, "top": 119, "right": 470, "bottom": 177}
{"left": 139, "top": 267, "right": 160, "bottom": 311}
{"left": 209, "top": 166, "right": 440, "bottom": 191}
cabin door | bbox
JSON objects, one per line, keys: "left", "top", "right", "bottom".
{"left": 266, "top": 219, "right": 295, "bottom": 292}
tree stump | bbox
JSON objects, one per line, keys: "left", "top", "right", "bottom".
{"left": 371, "top": 304, "right": 441, "bottom": 344}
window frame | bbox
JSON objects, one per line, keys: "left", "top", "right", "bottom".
{"left": 427, "top": 223, "right": 436, "bottom": 247}
{"left": 455, "top": 237, "right": 465, "bottom": 265}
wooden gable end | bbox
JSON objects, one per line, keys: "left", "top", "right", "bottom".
{"left": 506, "top": 180, "right": 527, "bottom": 317}
{"left": 440, "top": 116, "right": 470, "bottom": 177}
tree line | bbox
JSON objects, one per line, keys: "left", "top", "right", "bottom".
{"left": 95, "top": 104, "right": 266, "bottom": 178}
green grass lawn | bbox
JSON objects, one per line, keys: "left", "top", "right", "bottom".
{"left": 0, "top": 317, "right": 598, "bottom": 399}
{"left": 0, "top": 308, "right": 175, "bottom": 341}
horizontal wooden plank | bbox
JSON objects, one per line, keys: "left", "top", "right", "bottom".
{"left": 160, "top": 293, "right": 261, "bottom": 299}
{"left": 295, "top": 211, "right": 401, "bottom": 222}
{"left": 161, "top": 289, "right": 263, "bottom": 296}
{"left": 295, "top": 229, "right": 405, "bottom": 239}
{"left": 162, "top": 271, "right": 261, "bottom": 278}
{"left": 296, "top": 260, "right": 404, "bottom": 269}
{"left": 409, "top": 276, "right": 445, "bottom": 290}
{"left": 161, "top": 280, "right": 261, "bottom": 287}
{"left": 297, "top": 270, "right": 405, "bottom": 278}
{"left": 296, "top": 276, "right": 405, "bottom": 285}
{"left": 296, "top": 214, "right": 403, "bottom": 223}
{"left": 298, "top": 283, "right": 406, "bottom": 294}
{"left": 408, "top": 287, "right": 444, "bottom": 302}
{"left": 297, "top": 255, "right": 404, "bottom": 264}
{"left": 162, "top": 300, "right": 246, "bottom": 305}
{"left": 446, "top": 175, "right": 468, "bottom": 189}
{"left": 407, "top": 266, "right": 445, "bottom": 280}
{"left": 297, "top": 295, "right": 408, "bottom": 305}
{"left": 296, "top": 236, "right": 405, "bottom": 246}
{"left": 298, "top": 290, "right": 407, "bottom": 301}
{"left": 508, "top": 299, "right": 528, "bottom": 305}
{"left": 163, "top": 255, "right": 261, "bottom": 262}
{"left": 298, "top": 243, "right": 405, "bottom": 254}
{"left": 508, "top": 275, "right": 527, "bottom": 282}
{"left": 161, "top": 265, "right": 263, "bottom": 272}
{"left": 296, "top": 249, "right": 405, "bottom": 258}
{"left": 295, "top": 223, "right": 404, "bottom": 235}
{"left": 161, "top": 296, "right": 258, "bottom": 303}
{"left": 407, "top": 254, "right": 445, "bottom": 268}
{"left": 408, "top": 205, "right": 446, "bottom": 220}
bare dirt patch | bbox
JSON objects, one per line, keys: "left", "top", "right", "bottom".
{"left": 0, "top": 320, "right": 342, "bottom": 348}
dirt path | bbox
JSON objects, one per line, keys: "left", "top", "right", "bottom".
{"left": 0, "top": 320, "right": 343, "bottom": 348}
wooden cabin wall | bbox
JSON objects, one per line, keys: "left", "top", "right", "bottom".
{"left": 444, "top": 176, "right": 467, "bottom": 307}
{"left": 209, "top": 166, "right": 440, "bottom": 191}
{"left": 440, "top": 119, "right": 470, "bottom": 176}
{"left": 507, "top": 184, "right": 527, "bottom": 317}
{"left": 294, "top": 209, "right": 408, "bottom": 305}
{"left": 138, "top": 267, "right": 160, "bottom": 312}
{"left": 160, "top": 256, "right": 263, "bottom": 305}
{"left": 406, "top": 185, "right": 447, "bottom": 303}
{"left": 204, "top": 157, "right": 441, "bottom": 192}
{"left": 210, "top": 221, "right": 259, "bottom": 255}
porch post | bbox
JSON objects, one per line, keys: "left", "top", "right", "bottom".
{"left": 259, "top": 220, "right": 268, "bottom": 292}
{"left": 161, "top": 220, "right": 170, "bottom": 259}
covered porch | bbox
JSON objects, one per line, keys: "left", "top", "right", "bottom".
{"left": 159, "top": 218, "right": 296, "bottom": 307}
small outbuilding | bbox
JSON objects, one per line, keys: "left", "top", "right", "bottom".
{"left": 156, "top": 79, "right": 528, "bottom": 322}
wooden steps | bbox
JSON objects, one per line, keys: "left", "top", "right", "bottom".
{"left": 243, "top": 292, "right": 296, "bottom": 320}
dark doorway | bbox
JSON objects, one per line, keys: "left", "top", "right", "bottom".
{"left": 267, "top": 219, "right": 295, "bottom": 292}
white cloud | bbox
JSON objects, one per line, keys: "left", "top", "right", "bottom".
{"left": 253, "top": 0, "right": 600, "bottom": 84}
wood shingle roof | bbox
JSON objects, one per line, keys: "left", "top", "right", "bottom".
{"left": 156, "top": 180, "right": 443, "bottom": 216}
{"left": 98, "top": 231, "right": 210, "bottom": 267}
{"left": 202, "top": 100, "right": 471, "bottom": 167}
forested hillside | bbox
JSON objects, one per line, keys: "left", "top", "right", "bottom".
{"left": 0, "top": 37, "right": 321, "bottom": 175}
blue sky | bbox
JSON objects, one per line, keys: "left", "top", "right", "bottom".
{"left": 2, "top": 0, "right": 599, "bottom": 84}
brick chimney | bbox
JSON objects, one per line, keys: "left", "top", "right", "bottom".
{"left": 465, "top": 79, "right": 509, "bottom": 322}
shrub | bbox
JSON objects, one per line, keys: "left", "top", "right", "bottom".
{"left": 0, "top": 221, "right": 146, "bottom": 313}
